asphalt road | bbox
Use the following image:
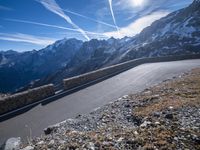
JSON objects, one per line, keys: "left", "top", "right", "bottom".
{"left": 0, "top": 59, "right": 200, "bottom": 144}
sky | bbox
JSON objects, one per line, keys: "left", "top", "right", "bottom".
{"left": 0, "top": 0, "right": 193, "bottom": 52}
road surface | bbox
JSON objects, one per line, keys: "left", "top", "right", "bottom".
{"left": 0, "top": 59, "right": 200, "bottom": 144}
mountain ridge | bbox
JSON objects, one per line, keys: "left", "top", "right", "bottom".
{"left": 0, "top": 0, "right": 199, "bottom": 93}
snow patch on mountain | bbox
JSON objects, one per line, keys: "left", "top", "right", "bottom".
{"left": 0, "top": 55, "right": 8, "bottom": 66}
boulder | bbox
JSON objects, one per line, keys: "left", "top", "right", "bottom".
{"left": 4, "top": 137, "right": 21, "bottom": 150}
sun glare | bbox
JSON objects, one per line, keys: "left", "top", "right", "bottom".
{"left": 131, "top": 0, "right": 145, "bottom": 7}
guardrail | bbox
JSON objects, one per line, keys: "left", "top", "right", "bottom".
{"left": 63, "top": 54, "right": 200, "bottom": 90}
{"left": 0, "top": 84, "right": 55, "bottom": 115}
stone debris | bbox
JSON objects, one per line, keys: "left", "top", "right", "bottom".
{"left": 14, "top": 68, "right": 200, "bottom": 150}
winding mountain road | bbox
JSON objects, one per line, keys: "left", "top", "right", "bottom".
{"left": 0, "top": 59, "right": 200, "bottom": 144}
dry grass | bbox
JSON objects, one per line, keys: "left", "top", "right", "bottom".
{"left": 132, "top": 68, "right": 200, "bottom": 117}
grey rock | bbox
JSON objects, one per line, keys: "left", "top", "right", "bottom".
{"left": 48, "top": 140, "right": 55, "bottom": 148}
{"left": 44, "top": 126, "right": 55, "bottom": 135}
{"left": 153, "top": 112, "right": 161, "bottom": 117}
{"left": 165, "top": 113, "right": 174, "bottom": 119}
{"left": 140, "top": 121, "right": 151, "bottom": 128}
{"left": 21, "top": 146, "right": 34, "bottom": 150}
{"left": 4, "top": 137, "right": 21, "bottom": 150}
{"left": 126, "top": 115, "right": 142, "bottom": 126}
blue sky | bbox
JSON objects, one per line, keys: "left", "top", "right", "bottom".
{"left": 0, "top": 0, "right": 193, "bottom": 52}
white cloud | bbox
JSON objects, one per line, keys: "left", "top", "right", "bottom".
{"left": 104, "top": 11, "right": 169, "bottom": 38}
{"left": 37, "top": 0, "right": 90, "bottom": 40}
{"left": 0, "top": 33, "right": 56, "bottom": 45}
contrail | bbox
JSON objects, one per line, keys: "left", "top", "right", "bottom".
{"left": 63, "top": 9, "right": 116, "bottom": 29}
{"left": 0, "top": 32, "right": 56, "bottom": 45}
{"left": 108, "top": 0, "right": 120, "bottom": 34}
{"left": 5, "top": 18, "right": 108, "bottom": 37}
{"left": 37, "top": 0, "right": 90, "bottom": 40}
{"left": 6, "top": 18, "right": 79, "bottom": 31}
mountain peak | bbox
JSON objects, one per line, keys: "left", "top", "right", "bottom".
{"left": 191, "top": 0, "right": 200, "bottom": 6}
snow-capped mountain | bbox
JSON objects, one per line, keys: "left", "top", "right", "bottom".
{"left": 119, "top": 0, "right": 200, "bottom": 61}
{"left": 0, "top": 38, "right": 83, "bottom": 92}
{"left": 0, "top": 0, "right": 199, "bottom": 93}
{"left": 45, "top": 0, "right": 200, "bottom": 88}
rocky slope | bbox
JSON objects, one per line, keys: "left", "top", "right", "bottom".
{"left": 5, "top": 67, "right": 199, "bottom": 150}
{"left": 0, "top": 38, "right": 83, "bottom": 93}
{"left": 0, "top": 0, "right": 200, "bottom": 93}
{"left": 120, "top": 0, "right": 200, "bottom": 61}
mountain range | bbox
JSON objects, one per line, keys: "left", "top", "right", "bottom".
{"left": 0, "top": 0, "right": 200, "bottom": 93}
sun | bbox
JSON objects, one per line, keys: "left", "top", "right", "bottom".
{"left": 131, "top": 0, "right": 146, "bottom": 7}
